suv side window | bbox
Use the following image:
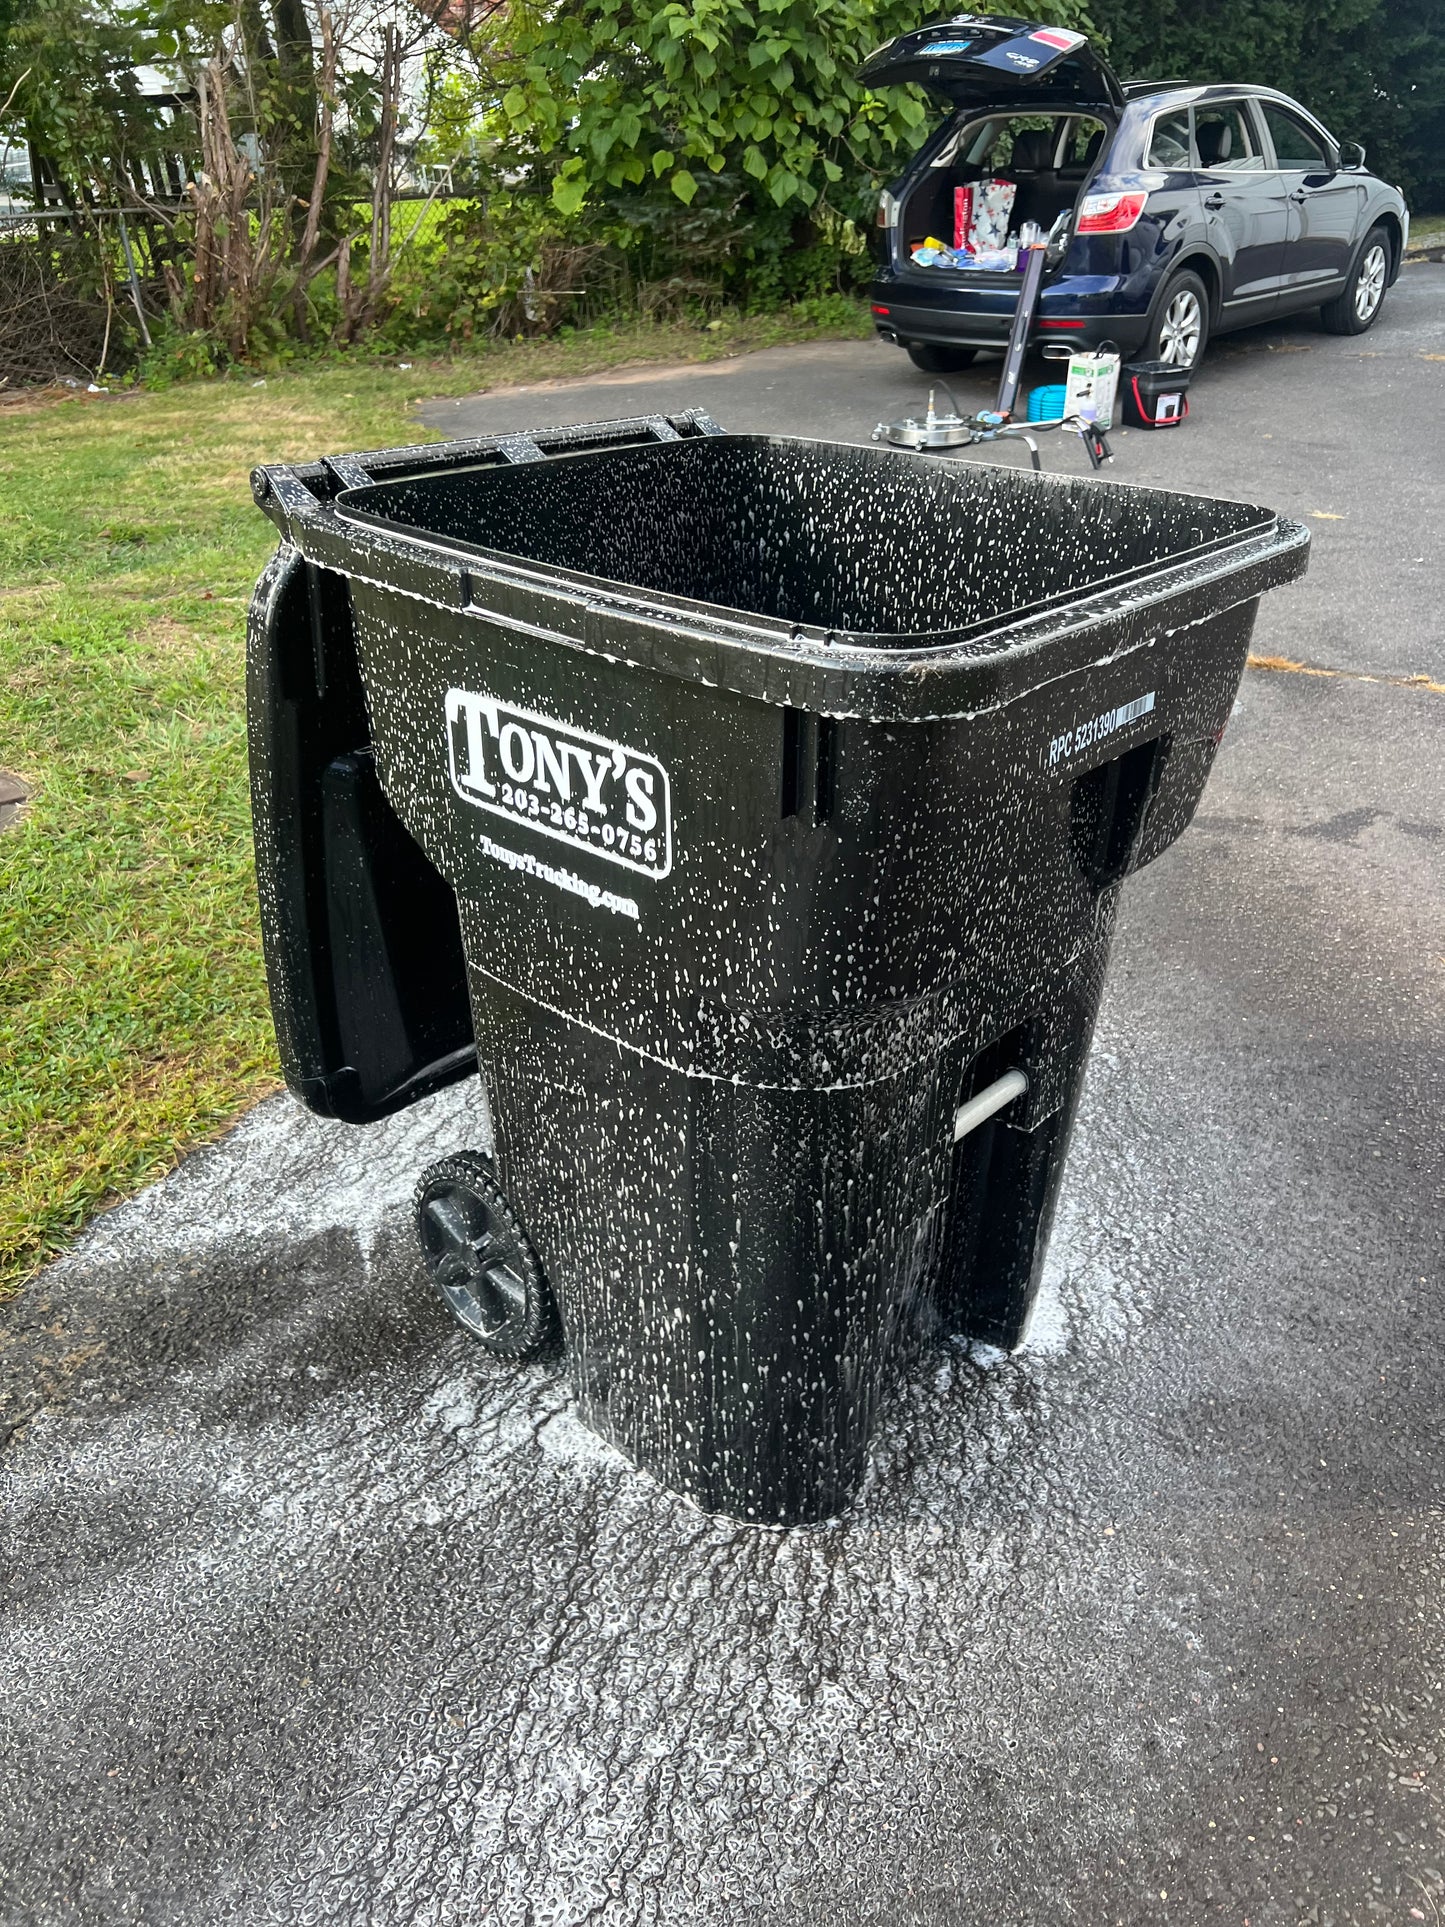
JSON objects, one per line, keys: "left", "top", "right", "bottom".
{"left": 1194, "top": 102, "right": 1264, "bottom": 172}
{"left": 1147, "top": 109, "right": 1193, "bottom": 168}
{"left": 1261, "top": 103, "right": 1331, "bottom": 170}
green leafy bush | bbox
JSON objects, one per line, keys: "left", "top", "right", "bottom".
{"left": 380, "top": 194, "right": 625, "bottom": 345}
{"left": 134, "top": 322, "right": 227, "bottom": 389}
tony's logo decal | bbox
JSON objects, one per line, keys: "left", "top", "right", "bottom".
{"left": 445, "top": 689, "right": 671, "bottom": 879}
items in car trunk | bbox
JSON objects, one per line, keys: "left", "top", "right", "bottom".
{"left": 950, "top": 179, "right": 1018, "bottom": 255}
{"left": 969, "top": 178, "right": 1016, "bottom": 253}
{"left": 953, "top": 184, "right": 972, "bottom": 251}
{"left": 911, "top": 236, "right": 971, "bottom": 269}
{"left": 910, "top": 237, "right": 1018, "bottom": 271}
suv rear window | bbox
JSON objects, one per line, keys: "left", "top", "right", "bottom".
{"left": 1057, "top": 117, "right": 1108, "bottom": 172}
{"left": 954, "top": 114, "right": 1108, "bottom": 171}
{"left": 1147, "top": 109, "right": 1192, "bottom": 167}
{"left": 1194, "top": 102, "right": 1264, "bottom": 171}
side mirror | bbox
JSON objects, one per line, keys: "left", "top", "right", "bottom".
{"left": 1340, "top": 141, "right": 1366, "bottom": 170}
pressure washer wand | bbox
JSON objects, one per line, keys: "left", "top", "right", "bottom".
{"left": 994, "top": 243, "right": 1049, "bottom": 421}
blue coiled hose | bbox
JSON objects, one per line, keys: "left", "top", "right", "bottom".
{"left": 1025, "top": 384, "right": 1068, "bottom": 423}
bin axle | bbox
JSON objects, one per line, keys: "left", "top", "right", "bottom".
{"left": 953, "top": 1069, "right": 1029, "bottom": 1143}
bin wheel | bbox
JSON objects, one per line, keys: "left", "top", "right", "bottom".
{"left": 413, "top": 1151, "right": 555, "bottom": 1358}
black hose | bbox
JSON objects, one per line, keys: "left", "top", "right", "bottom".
{"left": 932, "top": 376, "right": 966, "bottom": 420}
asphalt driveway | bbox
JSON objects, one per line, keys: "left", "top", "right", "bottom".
{"left": 2, "top": 266, "right": 1442, "bottom": 1927}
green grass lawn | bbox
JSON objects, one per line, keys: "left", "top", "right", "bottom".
{"left": 0, "top": 302, "right": 871, "bottom": 1300}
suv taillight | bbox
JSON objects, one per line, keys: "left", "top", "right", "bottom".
{"left": 876, "top": 190, "right": 900, "bottom": 229}
{"left": 1075, "top": 190, "right": 1147, "bottom": 233}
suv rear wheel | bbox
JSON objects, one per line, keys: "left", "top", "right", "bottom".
{"left": 1149, "top": 269, "right": 1210, "bottom": 372}
{"left": 1320, "top": 226, "right": 1390, "bottom": 335}
{"left": 906, "top": 343, "right": 979, "bottom": 373}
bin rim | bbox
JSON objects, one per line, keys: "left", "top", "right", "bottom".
{"left": 252, "top": 417, "right": 1310, "bottom": 723}
{"left": 329, "top": 431, "right": 1281, "bottom": 656}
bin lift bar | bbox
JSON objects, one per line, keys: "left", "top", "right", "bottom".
{"left": 252, "top": 410, "right": 732, "bottom": 533}
{"left": 953, "top": 1069, "right": 1030, "bottom": 1143}
{"left": 873, "top": 245, "right": 1114, "bottom": 472}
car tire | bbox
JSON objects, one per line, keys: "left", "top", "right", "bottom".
{"left": 1147, "top": 269, "right": 1210, "bottom": 372}
{"left": 905, "top": 343, "right": 979, "bottom": 373}
{"left": 1319, "top": 226, "right": 1391, "bottom": 335}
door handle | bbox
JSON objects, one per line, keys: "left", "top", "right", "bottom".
{"left": 1203, "top": 192, "right": 1226, "bottom": 210}
{"left": 1289, "top": 188, "right": 1309, "bottom": 202}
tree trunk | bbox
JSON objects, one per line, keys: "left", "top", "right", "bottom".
{"left": 271, "top": 0, "right": 319, "bottom": 241}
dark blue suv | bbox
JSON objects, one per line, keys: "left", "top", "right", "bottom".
{"left": 860, "top": 16, "right": 1410, "bottom": 375}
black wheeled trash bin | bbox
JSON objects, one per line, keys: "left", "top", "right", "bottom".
{"left": 248, "top": 412, "right": 1308, "bottom": 1525}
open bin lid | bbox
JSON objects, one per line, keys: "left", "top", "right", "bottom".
{"left": 857, "top": 15, "right": 1125, "bottom": 112}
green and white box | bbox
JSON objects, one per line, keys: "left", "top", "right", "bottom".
{"left": 1064, "top": 351, "right": 1119, "bottom": 430}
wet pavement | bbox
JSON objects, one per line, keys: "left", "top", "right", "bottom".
{"left": 2, "top": 268, "right": 1443, "bottom": 1926}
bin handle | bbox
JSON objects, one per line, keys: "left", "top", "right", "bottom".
{"left": 309, "top": 412, "right": 725, "bottom": 503}
{"left": 496, "top": 416, "right": 696, "bottom": 465}
{"left": 323, "top": 454, "right": 376, "bottom": 491}
{"left": 496, "top": 433, "right": 548, "bottom": 464}
{"left": 953, "top": 1069, "right": 1028, "bottom": 1143}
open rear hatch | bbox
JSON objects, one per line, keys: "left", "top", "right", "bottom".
{"left": 858, "top": 16, "right": 1124, "bottom": 112}
{"left": 860, "top": 17, "right": 1125, "bottom": 287}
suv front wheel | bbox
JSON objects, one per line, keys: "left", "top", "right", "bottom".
{"left": 1320, "top": 226, "right": 1390, "bottom": 335}
{"left": 1149, "top": 269, "right": 1210, "bottom": 372}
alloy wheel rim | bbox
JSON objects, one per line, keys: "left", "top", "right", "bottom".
{"left": 1160, "top": 290, "right": 1202, "bottom": 367}
{"left": 1355, "top": 245, "right": 1386, "bottom": 321}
